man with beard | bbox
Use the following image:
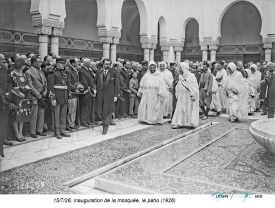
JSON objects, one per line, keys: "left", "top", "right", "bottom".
{"left": 215, "top": 61, "right": 228, "bottom": 112}
{"left": 137, "top": 61, "right": 166, "bottom": 124}
{"left": 159, "top": 62, "right": 173, "bottom": 118}
{"left": 93, "top": 59, "right": 119, "bottom": 135}
{"left": 48, "top": 58, "right": 72, "bottom": 139}
{"left": 199, "top": 62, "right": 213, "bottom": 120}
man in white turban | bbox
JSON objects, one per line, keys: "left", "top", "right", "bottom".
{"left": 171, "top": 62, "right": 199, "bottom": 128}
{"left": 225, "top": 62, "right": 248, "bottom": 122}
{"left": 250, "top": 64, "right": 261, "bottom": 111}
{"left": 137, "top": 61, "right": 166, "bottom": 124}
{"left": 159, "top": 62, "right": 174, "bottom": 118}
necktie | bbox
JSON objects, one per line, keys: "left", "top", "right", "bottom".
{"left": 104, "top": 70, "right": 107, "bottom": 76}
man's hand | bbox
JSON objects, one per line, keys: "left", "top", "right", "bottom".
{"left": 128, "top": 90, "right": 131, "bottom": 93}
{"left": 75, "top": 89, "right": 80, "bottom": 93}
{"left": 51, "top": 100, "right": 57, "bottom": 106}
{"left": 114, "top": 97, "right": 117, "bottom": 102}
{"left": 137, "top": 92, "right": 141, "bottom": 97}
{"left": 68, "top": 99, "right": 72, "bottom": 104}
{"left": 191, "top": 96, "right": 196, "bottom": 102}
{"left": 206, "top": 92, "right": 209, "bottom": 96}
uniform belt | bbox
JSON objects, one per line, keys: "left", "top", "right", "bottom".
{"left": 54, "top": 85, "right": 68, "bottom": 89}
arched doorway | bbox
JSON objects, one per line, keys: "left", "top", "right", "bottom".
{"left": 156, "top": 16, "right": 167, "bottom": 62}
{"left": 182, "top": 18, "right": 200, "bottom": 61}
{"left": 219, "top": 1, "right": 262, "bottom": 63}
{"left": 119, "top": 0, "right": 143, "bottom": 62}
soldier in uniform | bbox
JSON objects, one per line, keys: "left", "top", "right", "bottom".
{"left": 48, "top": 58, "right": 72, "bottom": 139}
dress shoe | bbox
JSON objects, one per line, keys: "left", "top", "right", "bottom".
{"left": 261, "top": 113, "right": 267, "bottom": 115}
{"left": 55, "top": 135, "right": 62, "bottom": 139}
{"left": 102, "top": 126, "right": 108, "bottom": 135}
{"left": 87, "top": 122, "right": 93, "bottom": 125}
{"left": 123, "top": 114, "right": 128, "bottom": 118}
{"left": 61, "top": 133, "right": 71, "bottom": 137}
{"left": 81, "top": 123, "right": 90, "bottom": 128}
{"left": 16, "top": 138, "right": 24, "bottom": 142}
{"left": 74, "top": 125, "right": 80, "bottom": 129}
{"left": 30, "top": 134, "right": 38, "bottom": 138}
{"left": 36, "top": 132, "right": 46, "bottom": 136}
{"left": 66, "top": 127, "right": 73, "bottom": 132}
{"left": 4, "top": 140, "right": 13, "bottom": 145}
{"left": 130, "top": 114, "right": 137, "bottom": 118}
{"left": 21, "top": 137, "right": 26, "bottom": 141}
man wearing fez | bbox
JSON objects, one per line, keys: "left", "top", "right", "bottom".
{"left": 25, "top": 57, "right": 48, "bottom": 138}
{"left": 79, "top": 59, "right": 95, "bottom": 128}
{"left": 48, "top": 58, "right": 72, "bottom": 139}
{"left": 93, "top": 59, "right": 119, "bottom": 135}
{"left": 66, "top": 58, "right": 83, "bottom": 129}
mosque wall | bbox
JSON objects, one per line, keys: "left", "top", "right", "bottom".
{"left": 1, "top": 0, "right": 275, "bottom": 62}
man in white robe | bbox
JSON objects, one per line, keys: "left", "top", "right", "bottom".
{"left": 215, "top": 62, "right": 228, "bottom": 112}
{"left": 225, "top": 62, "right": 248, "bottom": 122}
{"left": 172, "top": 62, "right": 199, "bottom": 128}
{"left": 159, "top": 62, "right": 173, "bottom": 118}
{"left": 137, "top": 61, "right": 166, "bottom": 124}
{"left": 250, "top": 64, "right": 261, "bottom": 111}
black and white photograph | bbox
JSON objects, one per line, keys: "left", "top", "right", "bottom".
{"left": 0, "top": 0, "right": 274, "bottom": 207}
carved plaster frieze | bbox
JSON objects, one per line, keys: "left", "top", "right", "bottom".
{"left": 209, "top": 44, "right": 218, "bottom": 51}
{"left": 100, "top": 36, "right": 113, "bottom": 44}
{"left": 161, "top": 45, "right": 170, "bottom": 51}
{"left": 200, "top": 45, "right": 208, "bottom": 51}
{"left": 262, "top": 38, "right": 275, "bottom": 49}
{"left": 113, "top": 37, "right": 120, "bottom": 44}
{"left": 34, "top": 26, "right": 52, "bottom": 35}
{"left": 174, "top": 46, "right": 184, "bottom": 52}
{"left": 98, "top": 30, "right": 121, "bottom": 38}
{"left": 52, "top": 28, "right": 63, "bottom": 37}
{"left": 200, "top": 39, "right": 219, "bottom": 47}
{"left": 141, "top": 43, "right": 152, "bottom": 49}
{"left": 151, "top": 43, "right": 156, "bottom": 50}
{"left": 32, "top": 18, "right": 64, "bottom": 29}
{"left": 140, "top": 37, "right": 157, "bottom": 44}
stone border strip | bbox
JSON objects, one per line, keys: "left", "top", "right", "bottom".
{"left": 64, "top": 122, "right": 213, "bottom": 187}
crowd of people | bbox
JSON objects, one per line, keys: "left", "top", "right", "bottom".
{"left": 1, "top": 51, "right": 275, "bottom": 159}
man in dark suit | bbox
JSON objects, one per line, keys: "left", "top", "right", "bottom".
{"left": 93, "top": 59, "right": 119, "bottom": 135}
{"left": 262, "top": 62, "right": 275, "bottom": 118}
{"left": 48, "top": 58, "right": 72, "bottom": 139}
{"left": 119, "top": 60, "right": 132, "bottom": 117}
{"left": 79, "top": 59, "right": 95, "bottom": 127}
{"left": 25, "top": 57, "right": 48, "bottom": 138}
{"left": 66, "top": 58, "right": 83, "bottom": 129}
{"left": 0, "top": 55, "right": 14, "bottom": 157}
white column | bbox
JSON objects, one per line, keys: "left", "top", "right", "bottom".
{"left": 103, "top": 43, "right": 110, "bottom": 59}
{"left": 201, "top": 45, "right": 208, "bottom": 62}
{"left": 50, "top": 36, "right": 59, "bottom": 55}
{"left": 161, "top": 45, "right": 169, "bottom": 62}
{"left": 110, "top": 44, "right": 117, "bottom": 63}
{"left": 144, "top": 49, "right": 149, "bottom": 61}
{"left": 263, "top": 42, "right": 272, "bottom": 62}
{"left": 209, "top": 44, "right": 218, "bottom": 62}
{"left": 149, "top": 49, "right": 154, "bottom": 61}
{"left": 175, "top": 51, "right": 181, "bottom": 63}
{"left": 38, "top": 35, "right": 48, "bottom": 59}
{"left": 168, "top": 46, "right": 175, "bottom": 64}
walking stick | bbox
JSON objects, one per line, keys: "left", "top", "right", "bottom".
{"left": 51, "top": 105, "right": 57, "bottom": 135}
{"left": 92, "top": 97, "right": 95, "bottom": 130}
{"left": 77, "top": 95, "right": 80, "bottom": 127}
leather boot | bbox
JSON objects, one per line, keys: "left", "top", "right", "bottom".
{"left": 102, "top": 126, "right": 108, "bottom": 135}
